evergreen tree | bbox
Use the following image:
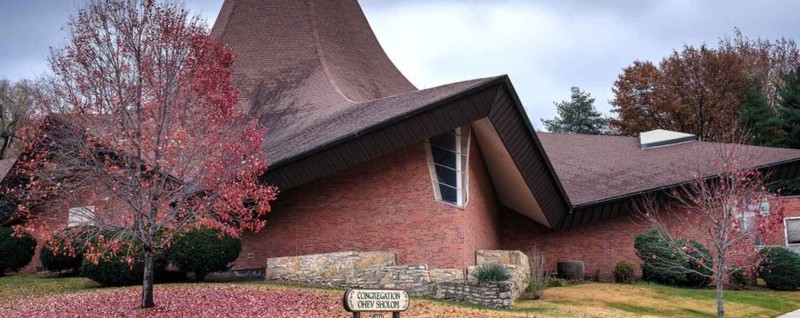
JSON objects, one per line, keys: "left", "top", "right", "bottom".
{"left": 739, "top": 80, "right": 783, "bottom": 146}
{"left": 779, "top": 67, "right": 800, "bottom": 148}
{"left": 541, "top": 87, "right": 608, "bottom": 134}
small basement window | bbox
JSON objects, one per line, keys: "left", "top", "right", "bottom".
{"left": 425, "top": 127, "right": 469, "bottom": 207}
{"left": 68, "top": 206, "right": 95, "bottom": 227}
{"left": 787, "top": 218, "right": 800, "bottom": 245}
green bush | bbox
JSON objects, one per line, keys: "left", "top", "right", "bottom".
{"left": 40, "top": 227, "right": 94, "bottom": 274}
{"left": 729, "top": 269, "right": 749, "bottom": 288}
{"left": 167, "top": 227, "right": 241, "bottom": 281}
{"left": 634, "top": 228, "right": 712, "bottom": 287}
{"left": 79, "top": 233, "right": 167, "bottom": 286}
{"left": 681, "top": 239, "right": 713, "bottom": 288}
{"left": 472, "top": 263, "right": 510, "bottom": 282}
{"left": 759, "top": 246, "right": 800, "bottom": 291}
{"left": 612, "top": 261, "right": 636, "bottom": 283}
{"left": 0, "top": 227, "right": 36, "bottom": 275}
{"left": 546, "top": 278, "right": 569, "bottom": 288}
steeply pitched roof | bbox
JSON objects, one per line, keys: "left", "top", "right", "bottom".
{"left": 537, "top": 132, "right": 800, "bottom": 206}
{"left": 212, "top": 0, "right": 419, "bottom": 164}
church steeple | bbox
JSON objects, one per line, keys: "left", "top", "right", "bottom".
{"left": 211, "top": 0, "right": 416, "bottom": 156}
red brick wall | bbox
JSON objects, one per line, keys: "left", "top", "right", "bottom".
{"left": 461, "top": 137, "right": 501, "bottom": 266}
{"left": 234, "top": 136, "right": 502, "bottom": 270}
{"left": 499, "top": 197, "right": 800, "bottom": 280}
{"left": 499, "top": 206, "right": 707, "bottom": 279}
{"left": 762, "top": 196, "right": 800, "bottom": 246}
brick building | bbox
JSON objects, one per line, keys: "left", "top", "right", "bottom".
{"left": 212, "top": 0, "right": 800, "bottom": 277}
{"left": 5, "top": 0, "right": 800, "bottom": 278}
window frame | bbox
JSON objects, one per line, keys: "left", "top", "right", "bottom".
{"left": 68, "top": 206, "right": 96, "bottom": 228}
{"left": 786, "top": 217, "right": 800, "bottom": 246}
{"left": 424, "top": 127, "right": 470, "bottom": 208}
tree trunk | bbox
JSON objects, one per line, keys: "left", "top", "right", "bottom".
{"left": 716, "top": 257, "right": 725, "bottom": 318}
{"left": 716, "top": 276, "right": 724, "bottom": 318}
{"left": 141, "top": 249, "right": 155, "bottom": 308}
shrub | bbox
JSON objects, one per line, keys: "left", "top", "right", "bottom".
{"left": 758, "top": 246, "right": 800, "bottom": 291}
{"left": 472, "top": 263, "right": 510, "bottom": 282}
{"left": 612, "top": 261, "right": 636, "bottom": 283}
{"left": 681, "top": 239, "right": 713, "bottom": 288}
{"left": 0, "top": 227, "right": 36, "bottom": 275}
{"left": 521, "top": 248, "right": 547, "bottom": 300}
{"left": 546, "top": 278, "right": 569, "bottom": 287}
{"left": 729, "top": 269, "right": 748, "bottom": 288}
{"left": 39, "top": 227, "right": 95, "bottom": 274}
{"left": 167, "top": 227, "right": 241, "bottom": 281}
{"left": 79, "top": 232, "right": 167, "bottom": 286}
{"left": 635, "top": 228, "right": 712, "bottom": 287}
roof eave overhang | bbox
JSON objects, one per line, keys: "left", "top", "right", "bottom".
{"left": 261, "top": 75, "right": 573, "bottom": 227}
{"left": 560, "top": 157, "right": 800, "bottom": 229}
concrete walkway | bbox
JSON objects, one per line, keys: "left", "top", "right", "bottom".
{"left": 779, "top": 309, "right": 800, "bottom": 317}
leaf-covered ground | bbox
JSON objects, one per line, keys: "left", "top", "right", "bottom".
{"left": 0, "top": 277, "right": 520, "bottom": 318}
{"left": 3, "top": 274, "right": 800, "bottom": 317}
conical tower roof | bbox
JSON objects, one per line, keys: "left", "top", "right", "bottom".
{"left": 212, "top": 0, "right": 420, "bottom": 160}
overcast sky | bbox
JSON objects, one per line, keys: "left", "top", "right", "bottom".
{"left": 2, "top": 1, "right": 799, "bottom": 129}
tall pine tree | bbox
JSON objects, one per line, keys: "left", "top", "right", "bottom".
{"left": 541, "top": 87, "right": 608, "bottom": 134}
{"left": 779, "top": 66, "right": 800, "bottom": 148}
{"left": 739, "top": 79, "right": 783, "bottom": 146}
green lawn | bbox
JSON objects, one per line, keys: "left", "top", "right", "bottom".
{"left": 3, "top": 274, "right": 800, "bottom": 317}
{"left": 515, "top": 282, "right": 800, "bottom": 317}
{"left": 0, "top": 273, "right": 98, "bottom": 300}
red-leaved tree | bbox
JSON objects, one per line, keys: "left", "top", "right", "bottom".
{"left": 639, "top": 135, "right": 784, "bottom": 318}
{"left": 9, "top": 0, "right": 276, "bottom": 308}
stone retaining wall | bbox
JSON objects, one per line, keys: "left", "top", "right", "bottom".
{"left": 266, "top": 251, "right": 396, "bottom": 287}
{"left": 469, "top": 250, "right": 530, "bottom": 300}
{"left": 431, "top": 281, "right": 513, "bottom": 308}
{"left": 264, "top": 250, "right": 528, "bottom": 308}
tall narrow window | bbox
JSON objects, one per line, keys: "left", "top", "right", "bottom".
{"left": 426, "top": 127, "right": 469, "bottom": 206}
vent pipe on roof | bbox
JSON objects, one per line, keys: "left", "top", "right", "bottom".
{"left": 639, "top": 129, "right": 696, "bottom": 149}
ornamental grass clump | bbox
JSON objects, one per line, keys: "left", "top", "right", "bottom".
{"left": 612, "top": 261, "right": 636, "bottom": 284}
{"left": 472, "top": 263, "right": 510, "bottom": 282}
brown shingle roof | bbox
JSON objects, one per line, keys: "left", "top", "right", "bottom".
{"left": 0, "top": 158, "right": 16, "bottom": 183}
{"left": 537, "top": 132, "right": 800, "bottom": 206}
{"left": 212, "top": 0, "right": 425, "bottom": 164}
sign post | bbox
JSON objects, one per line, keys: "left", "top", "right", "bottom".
{"left": 343, "top": 288, "right": 410, "bottom": 318}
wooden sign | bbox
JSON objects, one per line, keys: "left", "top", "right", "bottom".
{"left": 343, "top": 288, "right": 409, "bottom": 318}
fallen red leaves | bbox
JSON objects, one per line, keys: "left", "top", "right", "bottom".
{"left": 1, "top": 285, "right": 340, "bottom": 318}
{"left": 0, "top": 284, "right": 517, "bottom": 318}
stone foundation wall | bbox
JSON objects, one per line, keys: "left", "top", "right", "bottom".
{"left": 264, "top": 250, "right": 528, "bottom": 308}
{"left": 266, "top": 251, "right": 396, "bottom": 287}
{"left": 431, "top": 281, "right": 513, "bottom": 308}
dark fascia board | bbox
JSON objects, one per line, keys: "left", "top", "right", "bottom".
{"left": 261, "top": 75, "right": 573, "bottom": 227}
{"left": 266, "top": 76, "right": 507, "bottom": 170}
{"left": 495, "top": 76, "right": 574, "bottom": 227}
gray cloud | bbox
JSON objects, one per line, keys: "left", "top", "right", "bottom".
{"left": 1, "top": 0, "right": 798, "bottom": 129}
